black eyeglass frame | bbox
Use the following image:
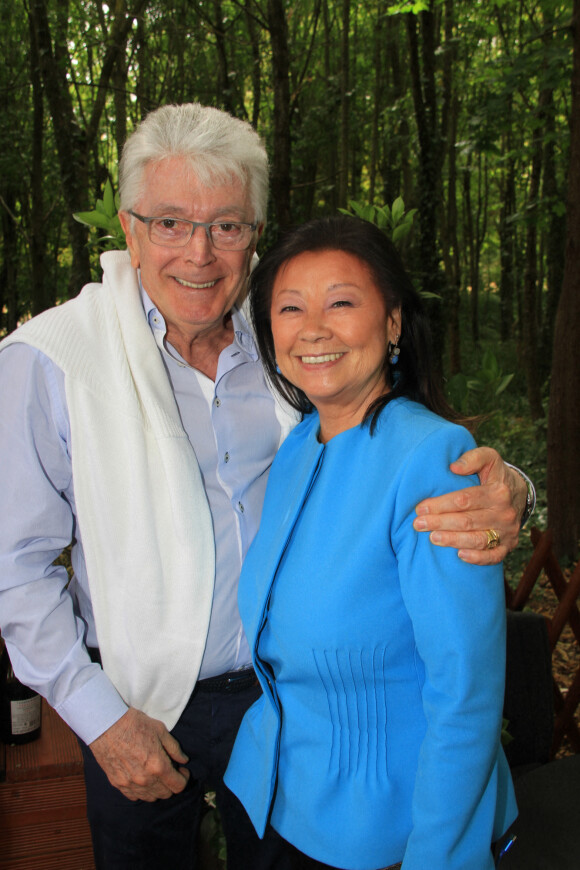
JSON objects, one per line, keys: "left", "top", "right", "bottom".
{"left": 127, "top": 209, "right": 258, "bottom": 250}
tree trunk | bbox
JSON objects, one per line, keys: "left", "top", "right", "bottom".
{"left": 440, "top": 0, "right": 461, "bottom": 373}
{"left": 213, "top": 0, "right": 235, "bottom": 115}
{"left": 462, "top": 161, "right": 479, "bottom": 343}
{"left": 405, "top": 4, "right": 446, "bottom": 370}
{"left": 0, "top": 191, "right": 18, "bottom": 335}
{"left": 546, "top": 0, "right": 580, "bottom": 559}
{"left": 338, "top": 0, "right": 351, "bottom": 208}
{"left": 379, "top": 15, "right": 405, "bottom": 204}
{"left": 29, "top": 0, "right": 91, "bottom": 296}
{"left": 442, "top": 89, "right": 461, "bottom": 374}
{"left": 113, "top": 47, "right": 128, "bottom": 163}
{"left": 368, "top": 1, "right": 384, "bottom": 203}
{"left": 135, "top": 14, "right": 152, "bottom": 117}
{"left": 28, "top": 9, "right": 49, "bottom": 315}
{"left": 541, "top": 91, "right": 566, "bottom": 381}
{"left": 322, "top": 0, "right": 338, "bottom": 213}
{"left": 499, "top": 146, "right": 516, "bottom": 342}
{"left": 29, "top": 0, "right": 148, "bottom": 294}
{"left": 267, "top": 0, "right": 292, "bottom": 228}
{"left": 244, "top": 0, "right": 262, "bottom": 128}
{"left": 522, "top": 91, "right": 550, "bottom": 420}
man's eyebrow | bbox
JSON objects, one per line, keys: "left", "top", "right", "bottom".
{"left": 147, "top": 204, "right": 248, "bottom": 218}
{"left": 145, "top": 204, "right": 186, "bottom": 216}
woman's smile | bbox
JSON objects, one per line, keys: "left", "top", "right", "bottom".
{"left": 299, "top": 352, "right": 345, "bottom": 364}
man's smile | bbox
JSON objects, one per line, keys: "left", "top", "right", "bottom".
{"left": 174, "top": 276, "right": 218, "bottom": 289}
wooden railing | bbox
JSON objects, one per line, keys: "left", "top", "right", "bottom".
{"left": 506, "top": 527, "right": 580, "bottom": 756}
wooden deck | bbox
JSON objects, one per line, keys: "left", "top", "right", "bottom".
{"left": 0, "top": 700, "right": 94, "bottom": 869}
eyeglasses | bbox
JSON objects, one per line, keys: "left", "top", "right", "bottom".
{"left": 128, "top": 210, "right": 258, "bottom": 251}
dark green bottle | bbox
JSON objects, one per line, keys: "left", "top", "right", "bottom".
{"left": 0, "top": 644, "right": 42, "bottom": 745}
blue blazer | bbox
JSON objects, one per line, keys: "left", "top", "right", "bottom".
{"left": 225, "top": 399, "right": 517, "bottom": 870}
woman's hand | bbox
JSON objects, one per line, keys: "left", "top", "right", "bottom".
{"left": 413, "top": 447, "right": 528, "bottom": 565}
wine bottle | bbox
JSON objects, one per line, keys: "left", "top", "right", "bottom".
{"left": 0, "top": 643, "right": 42, "bottom": 745}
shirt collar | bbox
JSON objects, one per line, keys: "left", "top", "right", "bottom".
{"left": 232, "top": 306, "right": 259, "bottom": 360}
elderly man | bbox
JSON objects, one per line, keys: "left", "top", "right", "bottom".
{"left": 0, "top": 104, "right": 531, "bottom": 870}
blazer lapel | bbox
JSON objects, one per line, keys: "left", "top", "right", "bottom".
{"left": 240, "top": 414, "right": 325, "bottom": 646}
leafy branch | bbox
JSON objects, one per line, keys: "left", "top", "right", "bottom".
{"left": 73, "top": 179, "right": 126, "bottom": 251}
{"left": 339, "top": 196, "right": 418, "bottom": 246}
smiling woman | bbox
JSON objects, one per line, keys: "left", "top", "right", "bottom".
{"left": 249, "top": 214, "right": 464, "bottom": 436}
{"left": 270, "top": 249, "right": 398, "bottom": 443}
{"left": 224, "top": 214, "right": 518, "bottom": 870}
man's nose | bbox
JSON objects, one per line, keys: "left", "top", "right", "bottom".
{"left": 184, "top": 225, "right": 216, "bottom": 264}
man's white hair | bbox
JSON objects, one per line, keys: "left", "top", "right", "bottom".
{"left": 119, "top": 103, "right": 269, "bottom": 223}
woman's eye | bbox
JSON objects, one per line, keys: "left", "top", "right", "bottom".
{"left": 332, "top": 300, "right": 352, "bottom": 308}
{"left": 279, "top": 305, "right": 300, "bottom": 313}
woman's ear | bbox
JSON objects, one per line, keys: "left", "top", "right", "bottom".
{"left": 388, "top": 307, "right": 402, "bottom": 344}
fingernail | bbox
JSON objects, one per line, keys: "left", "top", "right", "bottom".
{"left": 430, "top": 532, "right": 442, "bottom": 544}
{"left": 414, "top": 518, "right": 427, "bottom": 530}
{"left": 415, "top": 504, "right": 429, "bottom": 516}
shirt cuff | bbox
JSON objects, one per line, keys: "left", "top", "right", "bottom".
{"left": 55, "top": 666, "right": 129, "bottom": 745}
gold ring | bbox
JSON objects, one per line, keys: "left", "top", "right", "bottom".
{"left": 485, "top": 529, "right": 501, "bottom": 550}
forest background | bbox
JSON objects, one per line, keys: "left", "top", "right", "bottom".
{"left": 0, "top": 0, "right": 579, "bottom": 566}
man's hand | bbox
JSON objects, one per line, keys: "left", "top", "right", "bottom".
{"left": 413, "top": 446, "right": 527, "bottom": 565}
{"left": 89, "top": 707, "right": 190, "bottom": 802}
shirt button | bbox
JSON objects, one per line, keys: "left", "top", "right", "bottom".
{"left": 238, "top": 502, "right": 245, "bottom": 514}
{"left": 214, "top": 397, "right": 221, "bottom": 407}
{"left": 224, "top": 452, "right": 230, "bottom": 463}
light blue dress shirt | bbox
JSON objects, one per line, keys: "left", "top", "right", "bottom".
{"left": 0, "top": 294, "right": 281, "bottom": 744}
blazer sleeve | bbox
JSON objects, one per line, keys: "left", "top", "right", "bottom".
{"left": 390, "top": 422, "right": 505, "bottom": 870}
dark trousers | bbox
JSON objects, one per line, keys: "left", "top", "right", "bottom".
{"left": 287, "top": 837, "right": 503, "bottom": 869}
{"left": 79, "top": 682, "right": 291, "bottom": 870}
{"left": 285, "top": 842, "right": 401, "bottom": 870}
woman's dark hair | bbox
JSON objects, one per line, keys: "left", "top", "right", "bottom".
{"left": 250, "top": 214, "right": 463, "bottom": 432}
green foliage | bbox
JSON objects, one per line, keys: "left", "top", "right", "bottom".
{"left": 0, "top": 0, "right": 573, "bottom": 441}
{"left": 73, "top": 180, "right": 126, "bottom": 252}
{"left": 338, "top": 198, "right": 443, "bottom": 302}
{"left": 201, "top": 792, "right": 227, "bottom": 865}
{"left": 501, "top": 718, "right": 514, "bottom": 747}
{"left": 339, "top": 197, "right": 418, "bottom": 245}
{"left": 386, "top": 0, "right": 430, "bottom": 14}
{"left": 447, "top": 349, "right": 514, "bottom": 416}
{"left": 444, "top": 290, "right": 548, "bottom": 584}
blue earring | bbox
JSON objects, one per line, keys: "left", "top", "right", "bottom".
{"left": 388, "top": 335, "right": 401, "bottom": 365}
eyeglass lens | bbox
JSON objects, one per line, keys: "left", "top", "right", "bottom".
{"left": 148, "top": 218, "right": 252, "bottom": 250}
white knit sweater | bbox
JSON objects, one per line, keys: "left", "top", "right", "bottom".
{"left": 1, "top": 250, "right": 296, "bottom": 729}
